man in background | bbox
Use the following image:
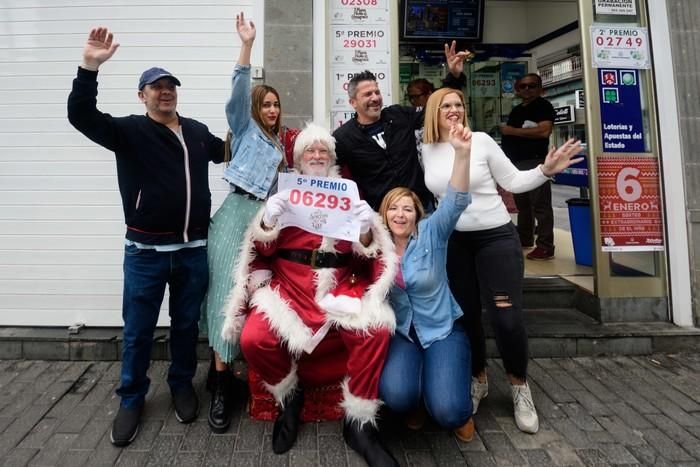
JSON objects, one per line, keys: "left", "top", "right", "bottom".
{"left": 501, "top": 73, "right": 556, "bottom": 260}
{"left": 406, "top": 78, "right": 435, "bottom": 109}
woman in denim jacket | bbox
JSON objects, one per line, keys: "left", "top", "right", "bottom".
{"left": 378, "top": 123, "right": 476, "bottom": 442}
{"left": 202, "top": 12, "right": 298, "bottom": 434}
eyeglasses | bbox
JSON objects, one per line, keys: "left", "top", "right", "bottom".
{"left": 439, "top": 102, "right": 465, "bottom": 112}
{"left": 406, "top": 92, "right": 425, "bottom": 101}
{"left": 517, "top": 83, "right": 540, "bottom": 90}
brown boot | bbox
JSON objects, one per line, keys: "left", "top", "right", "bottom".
{"left": 454, "top": 417, "right": 474, "bottom": 442}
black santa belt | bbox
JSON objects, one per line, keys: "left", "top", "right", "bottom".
{"left": 276, "top": 248, "right": 351, "bottom": 269}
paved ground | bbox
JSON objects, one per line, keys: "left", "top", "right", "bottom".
{"left": 1, "top": 353, "right": 700, "bottom": 466}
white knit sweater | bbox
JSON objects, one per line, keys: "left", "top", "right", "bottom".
{"left": 422, "top": 132, "right": 550, "bottom": 232}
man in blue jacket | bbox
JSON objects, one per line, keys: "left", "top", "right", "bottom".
{"left": 67, "top": 27, "right": 225, "bottom": 446}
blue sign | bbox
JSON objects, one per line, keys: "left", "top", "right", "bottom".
{"left": 598, "top": 69, "right": 645, "bottom": 153}
{"left": 501, "top": 62, "right": 527, "bottom": 95}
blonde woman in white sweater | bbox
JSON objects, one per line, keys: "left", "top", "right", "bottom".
{"left": 421, "top": 87, "right": 582, "bottom": 434}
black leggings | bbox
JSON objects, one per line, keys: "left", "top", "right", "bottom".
{"left": 446, "top": 222, "right": 528, "bottom": 379}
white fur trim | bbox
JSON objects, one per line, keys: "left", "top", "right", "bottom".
{"left": 340, "top": 378, "right": 381, "bottom": 428}
{"left": 249, "top": 207, "right": 282, "bottom": 243}
{"left": 250, "top": 286, "right": 313, "bottom": 357}
{"left": 314, "top": 267, "right": 338, "bottom": 303}
{"left": 326, "top": 216, "right": 397, "bottom": 332}
{"left": 263, "top": 363, "right": 299, "bottom": 406}
{"left": 319, "top": 294, "right": 363, "bottom": 317}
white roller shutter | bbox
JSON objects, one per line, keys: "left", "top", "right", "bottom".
{"left": 0, "top": 0, "right": 263, "bottom": 326}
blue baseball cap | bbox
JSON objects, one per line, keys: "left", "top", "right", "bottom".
{"left": 138, "top": 67, "right": 181, "bottom": 90}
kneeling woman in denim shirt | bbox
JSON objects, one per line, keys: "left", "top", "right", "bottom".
{"left": 378, "top": 123, "right": 475, "bottom": 441}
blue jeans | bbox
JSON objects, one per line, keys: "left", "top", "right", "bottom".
{"left": 379, "top": 324, "right": 472, "bottom": 429}
{"left": 117, "top": 244, "right": 208, "bottom": 409}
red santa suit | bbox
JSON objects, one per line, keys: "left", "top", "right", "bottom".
{"left": 221, "top": 206, "right": 397, "bottom": 427}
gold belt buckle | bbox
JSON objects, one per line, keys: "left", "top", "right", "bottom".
{"left": 310, "top": 249, "right": 319, "bottom": 269}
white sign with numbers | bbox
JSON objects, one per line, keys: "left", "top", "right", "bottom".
{"left": 277, "top": 173, "right": 361, "bottom": 241}
{"left": 591, "top": 25, "right": 650, "bottom": 69}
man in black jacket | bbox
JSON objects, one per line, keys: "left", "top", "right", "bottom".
{"left": 333, "top": 41, "right": 470, "bottom": 211}
{"left": 67, "top": 27, "right": 225, "bottom": 446}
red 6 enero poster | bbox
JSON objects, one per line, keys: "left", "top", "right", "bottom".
{"left": 598, "top": 156, "right": 664, "bottom": 252}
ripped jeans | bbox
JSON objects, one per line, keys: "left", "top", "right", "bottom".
{"left": 446, "top": 222, "right": 528, "bottom": 379}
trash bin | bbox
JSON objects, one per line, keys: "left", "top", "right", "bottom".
{"left": 566, "top": 198, "right": 592, "bottom": 267}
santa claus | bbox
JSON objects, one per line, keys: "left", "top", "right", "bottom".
{"left": 221, "top": 123, "right": 398, "bottom": 467}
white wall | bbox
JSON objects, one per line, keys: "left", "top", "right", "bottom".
{"left": 0, "top": 1, "right": 261, "bottom": 326}
{"left": 483, "top": 0, "right": 578, "bottom": 44}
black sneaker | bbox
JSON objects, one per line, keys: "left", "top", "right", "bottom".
{"left": 110, "top": 405, "right": 143, "bottom": 447}
{"left": 172, "top": 384, "right": 199, "bottom": 423}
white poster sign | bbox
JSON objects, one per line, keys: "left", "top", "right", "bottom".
{"left": 331, "top": 67, "right": 391, "bottom": 110}
{"left": 590, "top": 25, "right": 650, "bottom": 69}
{"left": 277, "top": 173, "right": 361, "bottom": 241}
{"left": 330, "top": 0, "right": 389, "bottom": 23}
{"left": 331, "top": 25, "right": 390, "bottom": 67}
{"left": 329, "top": 0, "right": 393, "bottom": 128}
{"left": 471, "top": 72, "right": 500, "bottom": 97}
{"left": 594, "top": 0, "right": 636, "bottom": 16}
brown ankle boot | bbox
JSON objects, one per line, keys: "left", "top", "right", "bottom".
{"left": 454, "top": 417, "right": 474, "bottom": 442}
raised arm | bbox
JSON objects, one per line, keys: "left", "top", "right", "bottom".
{"left": 447, "top": 123, "right": 471, "bottom": 192}
{"left": 426, "top": 123, "right": 472, "bottom": 240}
{"left": 225, "top": 12, "right": 256, "bottom": 137}
{"left": 444, "top": 40, "right": 474, "bottom": 80}
{"left": 236, "top": 11, "right": 255, "bottom": 66}
{"left": 489, "top": 136, "right": 583, "bottom": 193}
{"left": 540, "top": 138, "right": 584, "bottom": 177}
{"left": 81, "top": 27, "right": 120, "bottom": 71}
{"left": 67, "top": 27, "right": 123, "bottom": 152}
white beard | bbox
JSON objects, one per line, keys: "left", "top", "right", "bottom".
{"left": 300, "top": 161, "right": 330, "bottom": 177}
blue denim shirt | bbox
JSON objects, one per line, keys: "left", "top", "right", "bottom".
{"left": 389, "top": 185, "right": 472, "bottom": 349}
{"left": 223, "top": 64, "right": 284, "bottom": 199}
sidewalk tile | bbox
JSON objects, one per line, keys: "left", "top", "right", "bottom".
{"left": 290, "top": 450, "right": 318, "bottom": 467}
{"left": 27, "top": 433, "right": 77, "bottom": 465}
{"left": 203, "top": 435, "right": 235, "bottom": 466}
{"left": 597, "top": 443, "right": 640, "bottom": 465}
{"left": 595, "top": 415, "right": 645, "bottom": 446}
{"left": 173, "top": 451, "right": 205, "bottom": 465}
{"left": 479, "top": 431, "right": 526, "bottom": 466}
{"left": 144, "top": 433, "right": 182, "bottom": 465}
{"left": 318, "top": 434, "right": 345, "bottom": 466}
{"left": 405, "top": 450, "right": 437, "bottom": 466}
{"left": 522, "top": 448, "right": 556, "bottom": 466}
{"left": 463, "top": 451, "right": 496, "bottom": 466}
{"left": 230, "top": 450, "right": 261, "bottom": 466}
{"left": 542, "top": 440, "right": 584, "bottom": 466}
{"left": 640, "top": 428, "right": 695, "bottom": 462}
{"left": 234, "top": 418, "right": 265, "bottom": 452}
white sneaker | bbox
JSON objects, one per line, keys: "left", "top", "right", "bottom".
{"left": 471, "top": 377, "right": 488, "bottom": 414}
{"left": 511, "top": 382, "right": 539, "bottom": 433}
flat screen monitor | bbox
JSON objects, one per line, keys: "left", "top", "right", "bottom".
{"left": 402, "top": 0, "right": 485, "bottom": 42}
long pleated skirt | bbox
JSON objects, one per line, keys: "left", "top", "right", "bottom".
{"left": 200, "top": 191, "right": 262, "bottom": 363}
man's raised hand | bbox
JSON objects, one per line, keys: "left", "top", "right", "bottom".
{"left": 444, "top": 40, "right": 474, "bottom": 78}
{"left": 82, "top": 27, "right": 119, "bottom": 71}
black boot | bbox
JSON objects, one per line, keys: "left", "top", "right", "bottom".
{"left": 207, "top": 370, "right": 234, "bottom": 433}
{"left": 343, "top": 419, "right": 399, "bottom": 467}
{"left": 272, "top": 389, "right": 304, "bottom": 454}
